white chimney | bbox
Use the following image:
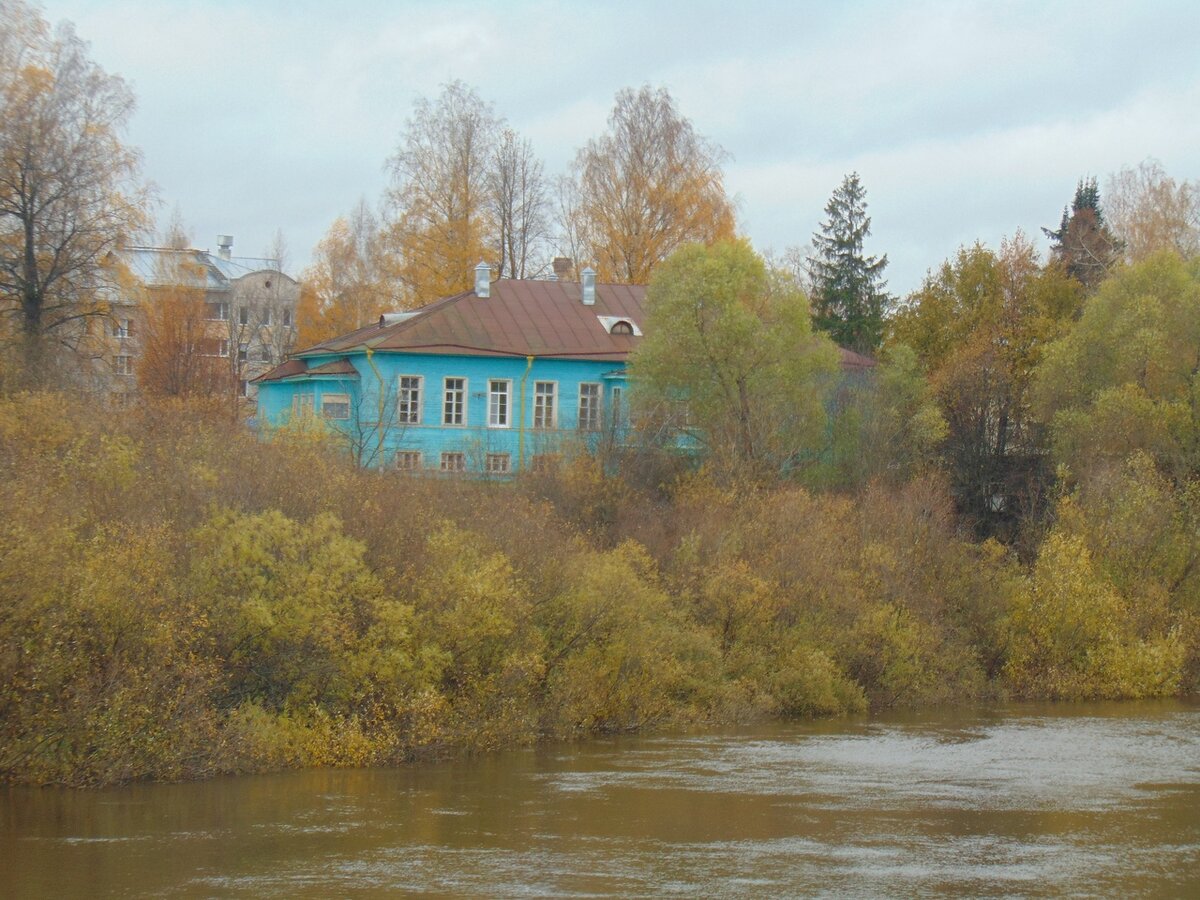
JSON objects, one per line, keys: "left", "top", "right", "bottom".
{"left": 581, "top": 266, "right": 596, "bottom": 305}
{"left": 216, "top": 234, "right": 233, "bottom": 260}
{"left": 474, "top": 261, "right": 491, "bottom": 298}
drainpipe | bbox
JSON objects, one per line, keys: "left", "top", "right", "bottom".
{"left": 518, "top": 355, "right": 534, "bottom": 471}
{"left": 363, "top": 346, "right": 386, "bottom": 466}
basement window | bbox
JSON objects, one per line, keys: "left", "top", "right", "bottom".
{"left": 440, "top": 451, "right": 466, "bottom": 473}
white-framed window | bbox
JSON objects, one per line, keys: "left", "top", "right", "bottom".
{"left": 238, "top": 306, "right": 249, "bottom": 326}
{"left": 440, "top": 451, "right": 466, "bottom": 472}
{"left": 207, "top": 301, "right": 229, "bottom": 321}
{"left": 114, "top": 355, "right": 134, "bottom": 376}
{"left": 485, "top": 452, "right": 511, "bottom": 474}
{"left": 398, "top": 375, "right": 422, "bottom": 424}
{"left": 534, "top": 381, "right": 556, "bottom": 429}
{"left": 217, "top": 339, "right": 230, "bottom": 358}
{"left": 443, "top": 377, "right": 465, "bottom": 425}
{"left": 113, "top": 318, "right": 133, "bottom": 339}
{"left": 110, "top": 391, "right": 134, "bottom": 409}
{"left": 322, "top": 393, "right": 351, "bottom": 420}
{"left": 263, "top": 307, "right": 273, "bottom": 326}
{"left": 578, "top": 382, "right": 602, "bottom": 431}
{"left": 395, "top": 450, "right": 422, "bottom": 471}
{"left": 292, "top": 393, "right": 314, "bottom": 417}
{"left": 238, "top": 343, "right": 248, "bottom": 363}
{"left": 282, "top": 308, "right": 292, "bottom": 327}
{"left": 488, "top": 379, "right": 511, "bottom": 427}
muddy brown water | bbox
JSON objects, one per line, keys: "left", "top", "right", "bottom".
{"left": 3, "top": 700, "right": 1199, "bottom": 897}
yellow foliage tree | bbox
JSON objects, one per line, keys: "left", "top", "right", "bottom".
{"left": 298, "top": 200, "right": 394, "bottom": 347}
{"left": 565, "top": 85, "right": 736, "bottom": 284}
{"left": 0, "top": 0, "right": 149, "bottom": 379}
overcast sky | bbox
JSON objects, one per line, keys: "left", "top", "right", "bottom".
{"left": 41, "top": 0, "right": 1200, "bottom": 296}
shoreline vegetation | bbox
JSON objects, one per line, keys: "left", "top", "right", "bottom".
{"left": 1, "top": 374, "right": 1196, "bottom": 787}
{"left": 2, "top": 0, "right": 1198, "bottom": 787}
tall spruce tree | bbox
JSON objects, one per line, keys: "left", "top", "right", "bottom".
{"left": 807, "top": 172, "right": 892, "bottom": 354}
{"left": 1042, "top": 177, "right": 1121, "bottom": 291}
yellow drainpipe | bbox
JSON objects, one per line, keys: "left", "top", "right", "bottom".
{"left": 518, "top": 354, "right": 534, "bottom": 471}
{"left": 363, "top": 346, "right": 386, "bottom": 464}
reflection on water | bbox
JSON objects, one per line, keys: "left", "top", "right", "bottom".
{"left": 3, "top": 700, "right": 1199, "bottom": 897}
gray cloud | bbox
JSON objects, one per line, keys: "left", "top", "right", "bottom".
{"left": 46, "top": 0, "right": 1200, "bottom": 294}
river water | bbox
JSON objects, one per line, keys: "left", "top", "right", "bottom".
{"left": 3, "top": 700, "right": 1198, "bottom": 897}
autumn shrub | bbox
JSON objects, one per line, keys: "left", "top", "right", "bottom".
{"left": 537, "top": 541, "right": 724, "bottom": 735}
{"left": 3, "top": 387, "right": 1198, "bottom": 786}
{"left": 1005, "top": 532, "right": 1185, "bottom": 699}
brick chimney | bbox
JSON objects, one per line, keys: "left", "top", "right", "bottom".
{"left": 552, "top": 257, "right": 573, "bottom": 282}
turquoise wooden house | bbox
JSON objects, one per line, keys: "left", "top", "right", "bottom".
{"left": 255, "top": 265, "right": 644, "bottom": 474}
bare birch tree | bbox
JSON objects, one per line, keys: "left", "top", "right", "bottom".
{"left": 489, "top": 128, "right": 550, "bottom": 279}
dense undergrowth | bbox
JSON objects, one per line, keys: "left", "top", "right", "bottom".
{"left": 1, "top": 392, "right": 1196, "bottom": 787}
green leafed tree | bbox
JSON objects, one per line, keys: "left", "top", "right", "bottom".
{"left": 891, "top": 235, "right": 1081, "bottom": 537}
{"left": 807, "top": 172, "right": 892, "bottom": 354}
{"left": 1032, "top": 251, "right": 1200, "bottom": 482}
{"left": 630, "top": 239, "right": 839, "bottom": 481}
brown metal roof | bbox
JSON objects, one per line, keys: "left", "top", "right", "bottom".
{"left": 281, "top": 277, "right": 876, "bottom": 374}
{"left": 254, "top": 356, "right": 359, "bottom": 383}
{"left": 253, "top": 358, "right": 306, "bottom": 383}
{"left": 296, "top": 279, "right": 646, "bottom": 362}
{"left": 838, "top": 348, "right": 878, "bottom": 370}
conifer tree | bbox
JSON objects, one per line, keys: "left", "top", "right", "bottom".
{"left": 807, "top": 173, "right": 891, "bottom": 354}
{"left": 1042, "top": 177, "right": 1121, "bottom": 291}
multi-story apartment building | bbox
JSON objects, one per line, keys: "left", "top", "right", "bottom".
{"left": 103, "top": 235, "right": 299, "bottom": 405}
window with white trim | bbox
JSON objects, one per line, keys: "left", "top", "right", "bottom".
{"left": 113, "top": 318, "right": 133, "bottom": 339}
{"left": 488, "top": 379, "right": 511, "bottom": 427}
{"left": 114, "top": 355, "right": 134, "bottom": 376}
{"left": 533, "top": 381, "right": 556, "bottom": 429}
{"left": 322, "top": 393, "right": 351, "bottom": 420}
{"left": 578, "top": 382, "right": 602, "bottom": 431}
{"left": 485, "top": 452, "right": 511, "bottom": 474}
{"left": 282, "top": 308, "right": 292, "bottom": 327}
{"left": 395, "top": 450, "right": 422, "bottom": 471}
{"left": 397, "top": 376, "right": 422, "bottom": 424}
{"left": 292, "top": 393, "right": 314, "bottom": 417}
{"left": 443, "top": 377, "right": 465, "bottom": 425}
{"left": 263, "top": 307, "right": 273, "bottom": 326}
{"left": 217, "top": 339, "right": 230, "bottom": 358}
{"left": 440, "top": 451, "right": 466, "bottom": 472}
{"left": 207, "top": 301, "right": 229, "bottom": 321}
{"left": 238, "top": 343, "right": 248, "bottom": 363}
{"left": 238, "top": 306, "right": 249, "bottom": 326}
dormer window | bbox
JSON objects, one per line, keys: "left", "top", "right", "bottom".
{"left": 596, "top": 315, "right": 642, "bottom": 336}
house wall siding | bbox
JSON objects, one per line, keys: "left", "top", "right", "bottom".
{"left": 258, "top": 351, "right": 627, "bottom": 473}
